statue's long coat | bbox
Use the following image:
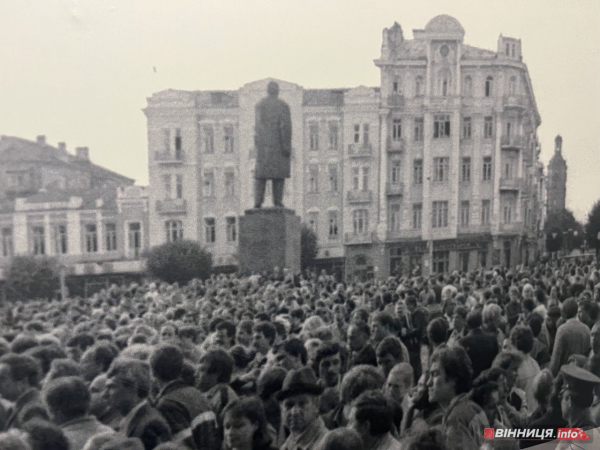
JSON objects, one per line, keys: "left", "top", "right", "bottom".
{"left": 254, "top": 94, "right": 292, "bottom": 179}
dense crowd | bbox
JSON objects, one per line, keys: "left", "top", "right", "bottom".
{"left": 1, "top": 258, "right": 600, "bottom": 450}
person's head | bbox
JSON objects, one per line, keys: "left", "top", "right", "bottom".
{"left": 405, "top": 427, "right": 446, "bottom": 450}
{"left": 532, "top": 369, "right": 553, "bottom": 408}
{"left": 371, "top": 312, "right": 394, "bottom": 343}
{"left": 315, "top": 428, "right": 363, "bottom": 450}
{"left": 347, "top": 322, "right": 370, "bottom": 352}
{"left": 278, "top": 368, "right": 323, "bottom": 434}
{"left": 105, "top": 357, "right": 151, "bottom": 415}
{"left": 79, "top": 343, "right": 118, "bottom": 382}
{"left": 23, "top": 419, "right": 70, "bottom": 450}
{"left": 159, "top": 323, "right": 178, "bottom": 343}
{"left": 591, "top": 321, "right": 600, "bottom": 355}
{"left": 492, "top": 351, "right": 523, "bottom": 389}
{"left": 276, "top": 338, "right": 307, "bottom": 371}
{"left": 427, "top": 346, "right": 473, "bottom": 406}
{"left": 348, "top": 391, "right": 393, "bottom": 441}
{"left": 482, "top": 303, "right": 503, "bottom": 332}
{"left": 216, "top": 321, "right": 236, "bottom": 349}
{"left": 452, "top": 306, "right": 468, "bottom": 333}
{"left": 222, "top": 397, "right": 272, "bottom": 450}
{"left": 441, "top": 285, "right": 457, "bottom": 302}
{"left": 197, "top": 349, "right": 234, "bottom": 392}
{"left": 578, "top": 299, "right": 600, "bottom": 328}
{"left": 559, "top": 364, "right": 600, "bottom": 421}
{"left": 509, "top": 286, "right": 520, "bottom": 302}
{"left": 427, "top": 317, "right": 449, "bottom": 348}
{"left": 0, "top": 429, "right": 31, "bottom": 450}
{"left": 510, "top": 325, "right": 534, "bottom": 355}
{"left": 384, "top": 362, "right": 413, "bottom": 404}
{"left": 253, "top": 322, "right": 276, "bottom": 355}
{"left": 235, "top": 320, "right": 253, "bottom": 347}
{"left": 340, "top": 365, "right": 385, "bottom": 421}
{"left": 314, "top": 342, "right": 343, "bottom": 388}
{"left": 465, "top": 309, "right": 483, "bottom": 331}
{"left": 257, "top": 366, "right": 287, "bottom": 400}
{"left": 376, "top": 336, "right": 404, "bottom": 378}
{"left": 44, "top": 376, "right": 90, "bottom": 424}
{"left": 562, "top": 297, "right": 578, "bottom": 320}
{"left": 267, "top": 81, "right": 279, "bottom": 97}
{"left": 0, "top": 353, "right": 41, "bottom": 401}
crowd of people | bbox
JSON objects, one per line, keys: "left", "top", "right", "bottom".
{"left": 1, "top": 257, "right": 600, "bottom": 450}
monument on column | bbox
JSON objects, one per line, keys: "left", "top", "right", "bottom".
{"left": 239, "top": 81, "right": 301, "bottom": 274}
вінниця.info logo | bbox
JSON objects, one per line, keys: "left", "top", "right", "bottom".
{"left": 484, "top": 428, "right": 591, "bottom": 441}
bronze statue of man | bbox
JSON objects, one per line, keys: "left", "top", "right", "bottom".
{"left": 254, "top": 81, "right": 292, "bottom": 208}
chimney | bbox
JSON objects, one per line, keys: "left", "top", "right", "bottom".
{"left": 76, "top": 146, "right": 90, "bottom": 161}
{"left": 57, "top": 142, "right": 66, "bottom": 152}
{"left": 36, "top": 135, "right": 46, "bottom": 145}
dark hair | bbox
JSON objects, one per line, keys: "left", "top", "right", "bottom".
{"left": 45, "top": 376, "right": 90, "bottom": 421}
{"left": 223, "top": 397, "right": 272, "bottom": 449}
{"left": 454, "top": 305, "right": 468, "bottom": 319}
{"left": 562, "top": 298, "right": 578, "bottom": 319}
{"left": 466, "top": 309, "right": 483, "bottom": 330}
{"left": 23, "top": 419, "right": 70, "bottom": 450}
{"left": 238, "top": 320, "right": 254, "bottom": 335}
{"left": 373, "top": 312, "right": 395, "bottom": 331}
{"left": 313, "top": 342, "right": 342, "bottom": 377}
{"left": 282, "top": 338, "right": 308, "bottom": 365}
{"left": 510, "top": 325, "right": 534, "bottom": 354}
{"left": 350, "top": 321, "right": 370, "bottom": 338}
{"left": 406, "top": 427, "right": 446, "bottom": 450}
{"left": 376, "top": 336, "right": 404, "bottom": 360}
{"left": 229, "top": 345, "right": 252, "bottom": 369}
{"left": 107, "top": 357, "right": 151, "bottom": 399}
{"left": 254, "top": 322, "right": 277, "bottom": 345}
{"left": 290, "top": 308, "right": 305, "bottom": 320}
{"left": 200, "top": 349, "right": 234, "bottom": 384}
{"left": 216, "top": 320, "right": 236, "bottom": 338}
{"left": 427, "top": 317, "right": 449, "bottom": 347}
{"left": 430, "top": 346, "right": 473, "bottom": 395}
{"left": 526, "top": 313, "right": 544, "bottom": 337}
{"left": 352, "top": 391, "right": 393, "bottom": 436}
{"left": 319, "top": 428, "right": 363, "bottom": 450}
{"left": 10, "top": 334, "right": 39, "bottom": 354}
{"left": 150, "top": 345, "right": 183, "bottom": 382}
{"left": 0, "top": 353, "right": 41, "bottom": 387}
{"left": 523, "top": 298, "right": 535, "bottom": 313}
{"left": 25, "top": 345, "right": 66, "bottom": 376}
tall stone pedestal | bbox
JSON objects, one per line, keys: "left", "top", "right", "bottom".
{"left": 239, "top": 208, "right": 301, "bottom": 274}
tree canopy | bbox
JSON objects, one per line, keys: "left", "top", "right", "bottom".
{"left": 145, "top": 240, "right": 212, "bottom": 285}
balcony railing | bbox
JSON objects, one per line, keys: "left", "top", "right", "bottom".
{"left": 500, "top": 221, "right": 524, "bottom": 234}
{"left": 346, "top": 190, "right": 373, "bottom": 204}
{"left": 499, "top": 177, "right": 524, "bottom": 191}
{"left": 387, "top": 137, "right": 405, "bottom": 153}
{"left": 345, "top": 231, "right": 375, "bottom": 245}
{"left": 457, "top": 224, "right": 492, "bottom": 235}
{"left": 501, "top": 135, "right": 526, "bottom": 148}
{"left": 348, "top": 143, "right": 372, "bottom": 158}
{"left": 386, "top": 94, "right": 405, "bottom": 108}
{"left": 154, "top": 150, "right": 185, "bottom": 163}
{"left": 156, "top": 198, "right": 187, "bottom": 214}
{"left": 386, "top": 182, "right": 404, "bottom": 196}
{"left": 503, "top": 94, "right": 528, "bottom": 109}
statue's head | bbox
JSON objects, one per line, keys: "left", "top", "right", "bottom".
{"left": 267, "top": 81, "right": 279, "bottom": 97}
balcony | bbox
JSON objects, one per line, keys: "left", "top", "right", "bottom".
{"left": 387, "top": 137, "right": 405, "bottom": 153}
{"left": 154, "top": 150, "right": 185, "bottom": 164}
{"left": 156, "top": 198, "right": 187, "bottom": 214}
{"left": 458, "top": 224, "right": 492, "bottom": 235}
{"left": 386, "top": 182, "right": 404, "bottom": 196}
{"left": 348, "top": 143, "right": 372, "bottom": 158}
{"left": 345, "top": 231, "right": 375, "bottom": 245}
{"left": 385, "top": 94, "right": 405, "bottom": 108}
{"left": 346, "top": 190, "right": 373, "bottom": 204}
{"left": 503, "top": 94, "right": 528, "bottom": 109}
{"left": 499, "top": 177, "right": 524, "bottom": 191}
{"left": 501, "top": 135, "right": 526, "bottom": 149}
{"left": 500, "top": 221, "right": 524, "bottom": 234}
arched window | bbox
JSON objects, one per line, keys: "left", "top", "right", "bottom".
{"left": 463, "top": 75, "right": 473, "bottom": 97}
{"left": 508, "top": 76, "right": 517, "bottom": 95}
{"left": 415, "top": 76, "right": 423, "bottom": 97}
{"left": 485, "top": 76, "right": 494, "bottom": 97}
{"left": 165, "top": 220, "right": 183, "bottom": 242}
{"left": 438, "top": 69, "right": 452, "bottom": 97}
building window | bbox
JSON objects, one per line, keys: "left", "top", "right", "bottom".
{"left": 328, "top": 121, "right": 339, "bottom": 150}
{"left": 390, "top": 204, "right": 401, "bottom": 232}
{"left": 203, "top": 126, "right": 214, "bottom": 153}
{"left": 204, "top": 218, "right": 215, "bottom": 243}
{"left": 460, "top": 201, "right": 470, "bottom": 226}
{"left": 224, "top": 126, "right": 234, "bottom": 153}
{"left": 483, "top": 157, "right": 493, "bottom": 181}
{"left": 415, "top": 76, "right": 423, "bottom": 97}
{"left": 174, "top": 128, "right": 182, "bottom": 159}
{"left": 391, "top": 161, "right": 401, "bottom": 185}
{"left": 433, "top": 251, "right": 450, "bottom": 274}
{"left": 392, "top": 118, "right": 402, "bottom": 141}
{"left": 328, "top": 164, "right": 338, "bottom": 192}
{"left": 504, "top": 162, "right": 515, "bottom": 180}
{"left": 461, "top": 157, "right": 471, "bottom": 182}
{"left": 479, "top": 250, "right": 488, "bottom": 268}
{"left": 438, "top": 69, "right": 452, "bottom": 97}
{"left": 53, "top": 224, "right": 68, "bottom": 255}
{"left": 392, "top": 77, "right": 402, "bottom": 94}
{"left": 224, "top": 171, "right": 235, "bottom": 197}
{"left": 508, "top": 76, "right": 517, "bottom": 95}
{"left": 485, "top": 76, "right": 493, "bottom": 97}
{"left": 412, "top": 203, "right": 422, "bottom": 229}
{"left": 484, "top": 116, "right": 494, "bottom": 139}
{"left": 328, "top": 211, "right": 339, "bottom": 239}
{"left": 413, "top": 159, "right": 423, "bottom": 185}
{"left": 85, "top": 224, "right": 98, "bottom": 253}
{"left": 128, "top": 222, "right": 142, "bottom": 257}
{"left": 166, "top": 220, "right": 184, "bottom": 243}
{"left": 162, "top": 174, "right": 172, "bottom": 199}
{"left": 432, "top": 201, "right": 449, "bottom": 228}
{"left": 175, "top": 175, "right": 183, "bottom": 199}
{"left": 353, "top": 209, "right": 369, "bottom": 234}
{"left": 32, "top": 226, "right": 46, "bottom": 255}
{"left": 414, "top": 117, "right": 424, "bottom": 142}
{"left": 433, "top": 114, "right": 451, "bottom": 138}
{"left": 203, "top": 171, "right": 214, "bottom": 197}
{"left": 361, "top": 167, "right": 369, "bottom": 191}
{"left": 503, "top": 205, "right": 512, "bottom": 223}
{"left": 353, "top": 124, "right": 360, "bottom": 144}
{"left": 433, "top": 157, "right": 449, "bottom": 182}
{"left": 308, "top": 212, "right": 319, "bottom": 235}
{"left": 481, "top": 200, "right": 491, "bottom": 225}
{"left": 463, "top": 75, "right": 473, "bottom": 96}
{"left": 462, "top": 117, "right": 472, "bottom": 140}
{"left": 308, "top": 165, "right": 319, "bottom": 193}
{"left": 226, "top": 217, "right": 237, "bottom": 242}
{"left": 163, "top": 129, "right": 171, "bottom": 153}
{"left": 105, "top": 223, "right": 117, "bottom": 251}
{"left": 352, "top": 167, "right": 360, "bottom": 191}
{"left": 309, "top": 121, "right": 319, "bottom": 151}
{"left": 362, "top": 124, "right": 370, "bottom": 146}
{"left": 459, "top": 251, "right": 469, "bottom": 272}
{"left": 2, "top": 227, "right": 14, "bottom": 257}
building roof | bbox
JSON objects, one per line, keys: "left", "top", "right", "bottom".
{"left": 461, "top": 44, "right": 498, "bottom": 60}
{"left": 424, "top": 14, "right": 465, "bottom": 35}
{"left": 303, "top": 89, "right": 347, "bottom": 107}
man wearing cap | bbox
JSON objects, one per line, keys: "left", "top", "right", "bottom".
{"left": 278, "top": 367, "right": 328, "bottom": 450}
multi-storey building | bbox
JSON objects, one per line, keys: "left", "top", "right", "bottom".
{"left": 546, "top": 135, "right": 567, "bottom": 214}
{"left": 145, "top": 15, "right": 544, "bottom": 280}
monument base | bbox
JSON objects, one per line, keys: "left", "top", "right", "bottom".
{"left": 239, "top": 207, "right": 301, "bottom": 275}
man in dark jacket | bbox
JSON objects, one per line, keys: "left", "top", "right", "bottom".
{"left": 347, "top": 322, "right": 376, "bottom": 368}
{"left": 254, "top": 81, "right": 292, "bottom": 208}
{"left": 459, "top": 309, "right": 499, "bottom": 379}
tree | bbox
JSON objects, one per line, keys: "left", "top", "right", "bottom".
{"left": 585, "top": 200, "right": 600, "bottom": 255}
{"left": 300, "top": 224, "right": 318, "bottom": 271}
{"left": 145, "top": 240, "right": 212, "bottom": 285}
{"left": 5, "top": 256, "right": 60, "bottom": 301}
{"left": 544, "top": 208, "right": 584, "bottom": 252}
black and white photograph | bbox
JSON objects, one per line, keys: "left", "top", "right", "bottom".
{"left": 1, "top": 1, "right": 599, "bottom": 449}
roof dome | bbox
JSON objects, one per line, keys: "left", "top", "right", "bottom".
{"left": 424, "top": 15, "right": 465, "bottom": 35}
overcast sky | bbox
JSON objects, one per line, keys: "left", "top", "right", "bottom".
{"left": 1, "top": 0, "right": 599, "bottom": 221}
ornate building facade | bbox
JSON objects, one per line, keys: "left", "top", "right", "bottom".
{"left": 546, "top": 135, "right": 567, "bottom": 214}
{"left": 145, "top": 15, "right": 544, "bottom": 280}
